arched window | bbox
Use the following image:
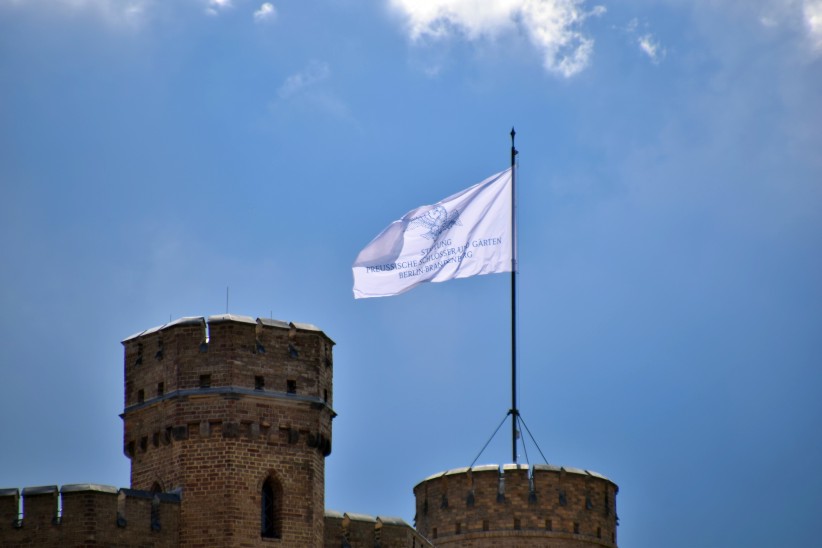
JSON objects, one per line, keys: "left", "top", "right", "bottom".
{"left": 150, "top": 482, "right": 163, "bottom": 531}
{"left": 261, "top": 477, "right": 282, "bottom": 539}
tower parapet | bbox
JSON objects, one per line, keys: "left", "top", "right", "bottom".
{"left": 121, "top": 314, "right": 335, "bottom": 547}
{"left": 0, "top": 484, "right": 180, "bottom": 547}
{"left": 323, "top": 511, "right": 434, "bottom": 547}
{"left": 414, "top": 463, "right": 618, "bottom": 547}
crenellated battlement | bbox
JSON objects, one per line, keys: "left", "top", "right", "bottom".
{"left": 122, "top": 314, "right": 336, "bottom": 463}
{"left": 122, "top": 315, "right": 334, "bottom": 408}
{"left": 122, "top": 313, "right": 336, "bottom": 546}
{"left": 414, "top": 463, "right": 618, "bottom": 547}
{"left": 323, "top": 511, "right": 434, "bottom": 547}
{"left": 0, "top": 484, "right": 180, "bottom": 547}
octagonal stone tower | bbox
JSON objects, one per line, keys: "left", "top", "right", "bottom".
{"left": 121, "top": 314, "right": 335, "bottom": 547}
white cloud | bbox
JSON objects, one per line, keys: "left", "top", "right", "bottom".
{"left": 619, "top": 17, "right": 665, "bottom": 65}
{"left": 254, "top": 2, "right": 276, "bottom": 22}
{"left": 270, "top": 61, "right": 359, "bottom": 127}
{"left": 278, "top": 61, "right": 331, "bottom": 99}
{"left": 0, "top": 0, "right": 153, "bottom": 26}
{"left": 755, "top": 0, "right": 822, "bottom": 53}
{"left": 205, "top": 0, "right": 231, "bottom": 16}
{"left": 388, "top": 0, "right": 605, "bottom": 78}
{"left": 805, "top": 0, "right": 822, "bottom": 50}
{"left": 638, "top": 33, "right": 665, "bottom": 64}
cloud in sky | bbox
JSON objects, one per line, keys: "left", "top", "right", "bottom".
{"left": 388, "top": 0, "right": 605, "bottom": 77}
{"left": 754, "top": 0, "right": 822, "bottom": 53}
{"left": 621, "top": 18, "right": 665, "bottom": 65}
{"left": 278, "top": 60, "right": 331, "bottom": 99}
{"left": 638, "top": 33, "right": 665, "bottom": 64}
{"left": 0, "top": 0, "right": 153, "bottom": 26}
{"left": 205, "top": 0, "right": 231, "bottom": 17}
{"left": 806, "top": 0, "right": 822, "bottom": 50}
{"left": 254, "top": 2, "right": 276, "bottom": 22}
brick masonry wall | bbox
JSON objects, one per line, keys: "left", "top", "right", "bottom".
{"left": 323, "top": 511, "right": 434, "bottom": 548}
{"left": 414, "top": 464, "right": 618, "bottom": 548}
{"left": 122, "top": 315, "right": 334, "bottom": 547}
{"left": 0, "top": 485, "right": 180, "bottom": 547}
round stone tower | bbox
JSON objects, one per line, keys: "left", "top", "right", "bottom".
{"left": 121, "top": 314, "right": 335, "bottom": 547}
{"left": 414, "top": 463, "right": 618, "bottom": 547}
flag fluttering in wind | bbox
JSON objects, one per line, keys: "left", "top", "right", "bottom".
{"left": 352, "top": 167, "right": 513, "bottom": 299}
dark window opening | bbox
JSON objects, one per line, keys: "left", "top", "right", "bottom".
{"left": 455, "top": 522, "right": 461, "bottom": 534}
{"left": 432, "top": 527, "right": 438, "bottom": 539}
{"left": 255, "top": 376, "right": 265, "bottom": 390}
{"left": 323, "top": 389, "right": 328, "bottom": 402}
{"left": 286, "top": 380, "right": 297, "bottom": 394}
{"left": 140, "top": 437, "right": 148, "bottom": 452}
{"left": 559, "top": 490, "right": 567, "bottom": 506}
{"left": 199, "top": 374, "right": 211, "bottom": 389}
{"left": 157, "top": 382, "right": 164, "bottom": 397}
{"left": 482, "top": 520, "right": 489, "bottom": 531}
{"left": 150, "top": 494, "right": 161, "bottom": 531}
{"left": 514, "top": 518, "right": 521, "bottom": 530}
{"left": 574, "top": 522, "right": 580, "bottom": 534}
{"left": 261, "top": 477, "right": 282, "bottom": 539}
{"left": 137, "top": 389, "right": 145, "bottom": 403}
{"left": 597, "top": 527, "right": 602, "bottom": 539}
{"left": 545, "top": 519, "right": 552, "bottom": 531}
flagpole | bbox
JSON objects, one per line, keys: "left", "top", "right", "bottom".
{"left": 510, "top": 128, "right": 519, "bottom": 464}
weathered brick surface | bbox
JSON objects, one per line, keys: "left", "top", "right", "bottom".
{"left": 322, "top": 512, "right": 434, "bottom": 548}
{"left": 123, "top": 315, "right": 335, "bottom": 547}
{"left": 0, "top": 485, "right": 180, "bottom": 547}
{"left": 414, "top": 464, "right": 618, "bottom": 548}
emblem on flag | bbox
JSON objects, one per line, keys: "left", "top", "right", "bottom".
{"left": 408, "top": 205, "right": 462, "bottom": 240}
{"left": 352, "top": 167, "right": 513, "bottom": 299}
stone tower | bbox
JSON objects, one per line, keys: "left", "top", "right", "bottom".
{"left": 121, "top": 314, "right": 335, "bottom": 547}
{"left": 414, "top": 463, "right": 618, "bottom": 547}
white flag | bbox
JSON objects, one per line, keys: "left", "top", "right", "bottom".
{"left": 352, "top": 168, "right": 513, "bottom": 299}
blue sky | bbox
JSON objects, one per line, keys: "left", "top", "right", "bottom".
{"left": 1, "top": 1, "right": 821, "bottom": 546}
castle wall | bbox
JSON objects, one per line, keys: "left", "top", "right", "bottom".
{"left": 323, "top": 511, "right": 434, "bottom": 548}
{"left": 0, "top": 484, "right": 180, "bottom": 547}
{"left": 122, "top": 315, "right": 335, "bottom": 547}
{"left": 414, "top": 464, "right": 618, "bottom": 548}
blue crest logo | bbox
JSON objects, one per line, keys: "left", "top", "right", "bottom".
{"left": 408, "top": 205, "right": 462, "bottom": 240}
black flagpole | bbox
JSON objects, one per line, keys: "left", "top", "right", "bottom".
{"left": 510, "top": 128, "right": 519, "bottom": 463}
